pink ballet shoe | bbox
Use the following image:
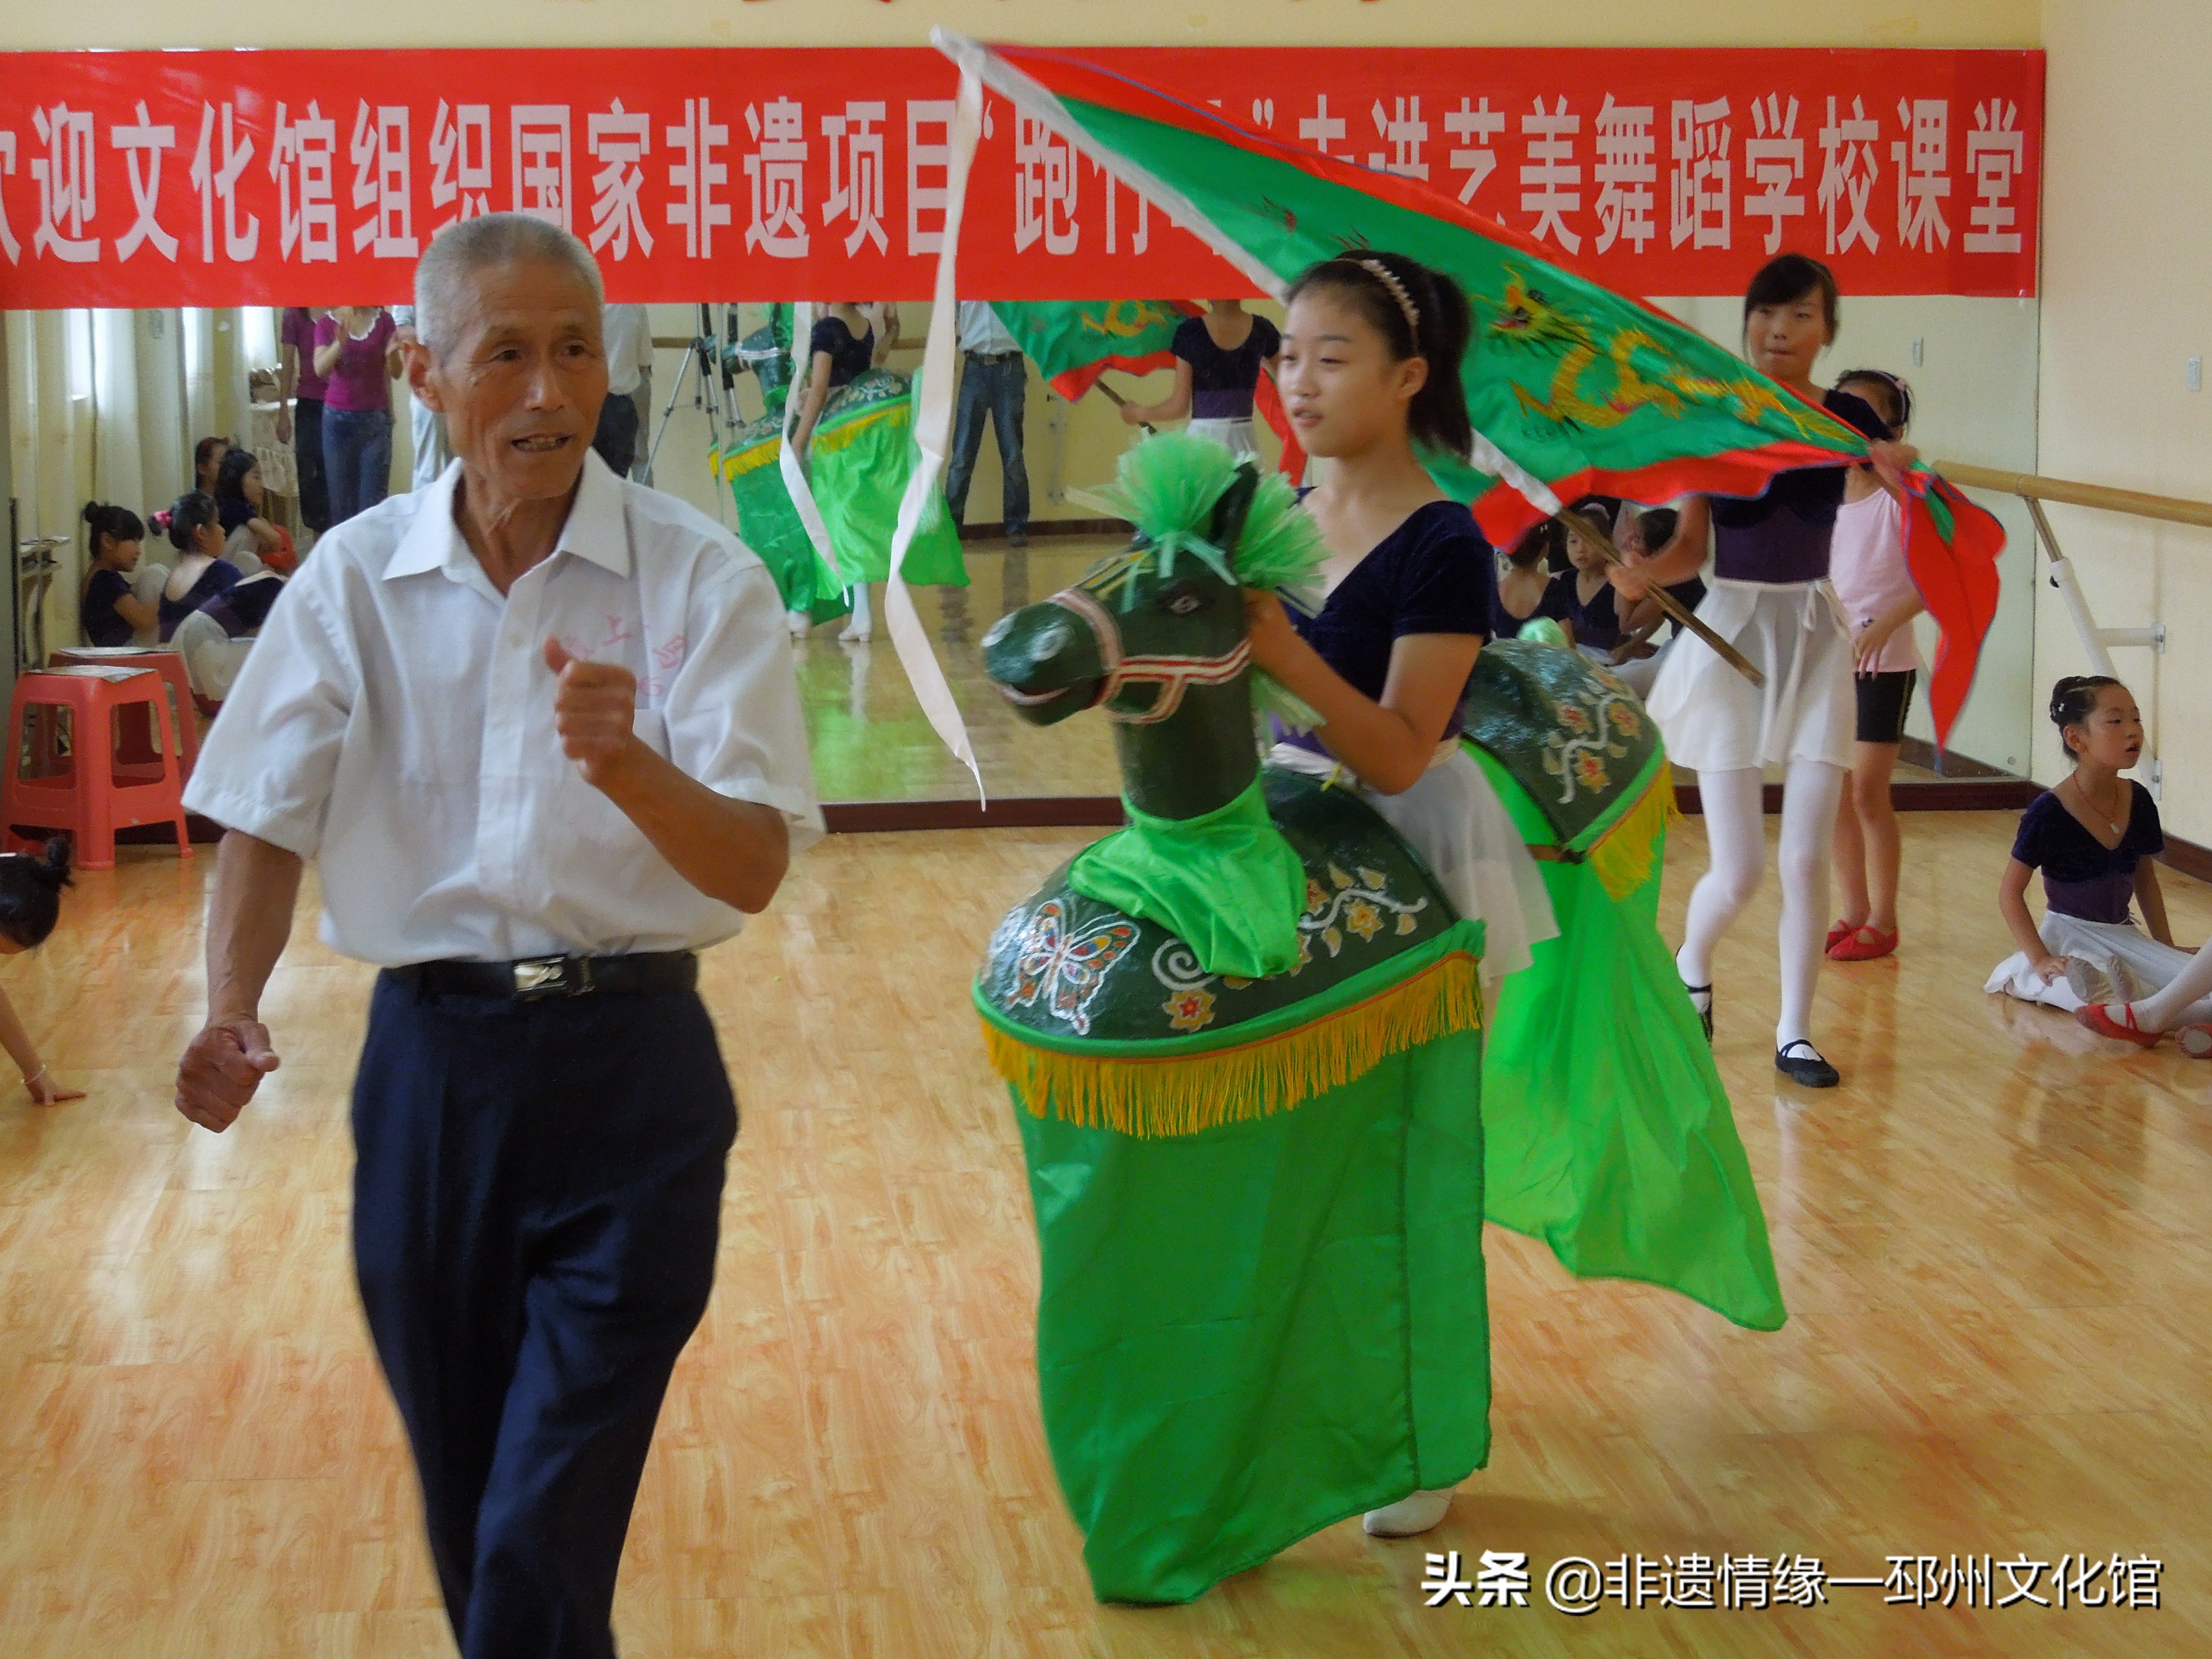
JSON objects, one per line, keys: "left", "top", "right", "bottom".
{"left": 2072, "top": 1003, "right": 2163, "bottom": 1049}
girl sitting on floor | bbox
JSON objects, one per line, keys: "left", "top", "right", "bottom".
{"left": 1489, "top": 519, "right": 1569, "bottom": 640}
{"left": 1986, "top": 676, "right": 2210, "bottom": 1051}
{"left": 1559, "top": 505, "right": 1623, "bottom": 664}
{"left": 80, "top": 503, "right": 159, "bottom": 647}
{"left": 0, "top": 838, "right": 82, "bottom": 1105}
{"left": 156, "top": 493, "right": 242, "bottom": 642}
{"left": 1604, "top": 506, "right": 1699, "bottom": 697}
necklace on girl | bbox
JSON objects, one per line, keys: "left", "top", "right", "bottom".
{"left": 2072, "top": 773, "right": 2124, "bottom": 835}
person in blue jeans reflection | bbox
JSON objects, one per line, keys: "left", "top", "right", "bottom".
{"left": 314, "top": 305, "right": 401, "bottom": 525}
{"left": 943, "top": 301, "right": 1031, "bottom": 549}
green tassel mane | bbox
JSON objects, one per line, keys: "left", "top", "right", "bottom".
{"left": 1071, "top": 433, "right": 1328, "bottom": 614}
{"left": 1070, "top": 433, "right": 1329, "bottom": 731}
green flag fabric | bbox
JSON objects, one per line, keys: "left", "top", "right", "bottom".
{"left": 806, "top": 369, "right": 970, "bottom": 589}
{"left": 989, "top": 298, "right": 1196, "bottom": 399}
{"left": 719, "top": 419, "right": 848, "bottom": 625}
{"left": 935, "top": 34, "right": 2004, "bottom": 746}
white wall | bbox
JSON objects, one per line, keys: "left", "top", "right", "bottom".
{"left": 2035, "top": 0, "right": 2212, "bottom": 841}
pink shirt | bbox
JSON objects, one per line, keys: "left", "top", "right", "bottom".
{"left": 281, "top": 307, "right": 329, "bottom": 400}
{"left": 1827, "top": 490, "right": 1923, "bottom": 673}
{"left": 314, "top": 310, "right": 396, "bottom": 414}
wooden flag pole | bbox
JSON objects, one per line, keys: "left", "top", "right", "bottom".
{"left": 1092, "top": 378, "right": 1158, "bottom": 435}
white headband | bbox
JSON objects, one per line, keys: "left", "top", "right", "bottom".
{"left": 1357, "top": 258, "right": 1421, "bottom": 339}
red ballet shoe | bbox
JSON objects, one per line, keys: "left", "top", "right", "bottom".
{"left": 2072, "top": 1003, "right": 2163, "bottom": 1049}
{"left": 1828, "top": 925, "right": 1899, "bottom": 962}
{"left": 1825, "top": 920, "right": 1854, "bottom": 953}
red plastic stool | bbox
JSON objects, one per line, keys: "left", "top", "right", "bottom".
{"left": 48, "top": 648, "right": 199, "bottom": 786}
{"left": 2, "top": 670, "right": 193, "bottom": 870}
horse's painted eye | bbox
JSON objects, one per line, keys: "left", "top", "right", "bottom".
{"left": 1157, "top": 581, "right": 1208, "bottom": 617}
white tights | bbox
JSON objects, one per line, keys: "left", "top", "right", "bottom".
{"left": 842, "top": 581, "right": 875, "bottom": 638}
{"left": 2134, "top": 939, "right": 2212, "bottom": 1031}
{"left": 1675, "top": 761, "right": 1847, "bottom": 1052}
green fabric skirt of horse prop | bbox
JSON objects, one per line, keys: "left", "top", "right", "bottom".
{"left": 806, "top": 368, "right": 969, "bottom": 589}
{"left": 1462, "top": 636, "right": 1786, "bottom": 1333}
{"left": 974, "top": 434, "right": 1780, "bottom": 1606}
{"left": 720, "top": 418, "right": 848, "bottom": 625}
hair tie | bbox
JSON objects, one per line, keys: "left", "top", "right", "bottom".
{"left": 1356, "top": 258, "right": 1421, "bottom": 339}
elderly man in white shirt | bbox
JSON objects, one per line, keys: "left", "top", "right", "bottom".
{"left": 173, "top": 214, "right": 819, "bottom": 1659}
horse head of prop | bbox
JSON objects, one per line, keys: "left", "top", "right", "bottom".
{"left": 981, "top": 435, "right": 1325, "bottom": 819}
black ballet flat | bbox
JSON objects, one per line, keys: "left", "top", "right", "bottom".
{"left": 1775, "top": 1040, "right": 1839, "bottom": 1089}
{"left": 1683, "top": 981, "right": 1713, "bottom": 1044}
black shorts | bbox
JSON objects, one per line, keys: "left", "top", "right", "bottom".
{"left": 1853, "top": 669, "right": 1917, "bottom": 745}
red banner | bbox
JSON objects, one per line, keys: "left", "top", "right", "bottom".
{"left": 0, "top": 47, "right": 2041, "bottom": 308}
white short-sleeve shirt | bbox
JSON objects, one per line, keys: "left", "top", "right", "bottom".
{"left": 183, "top": 449, "right": 823, "bottom": 966}
{"left": 601, "top": 304, "right": 652, "bottom": 398}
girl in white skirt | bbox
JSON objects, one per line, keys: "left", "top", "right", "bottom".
{"left": 1609, "top": 255, "right": 1916, "bottom": 1089}
{"left": 1119, "top": 300, "right": 1281, "bottom": 459}
{"left": 1993, "top": 676, "right": 2212, "bottom": 1052}
{"left": 1243, "top": 249, "right": 1557, "bottom": 1543}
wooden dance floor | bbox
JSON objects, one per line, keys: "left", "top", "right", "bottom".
{"left": 1, "top": 811, "right": 2205, "bottom": 1656}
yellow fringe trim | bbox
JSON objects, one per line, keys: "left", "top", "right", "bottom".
{"left": 981, "top": 951, "right": 1483, "bottom": 1139}
{"left": 808, "top": 400, "right": 905, "bottom": 456}
{"left": 1581, "top": 758, "right": 1678, "bottom": 902}
{"left": 724, "top": 439, "right": 782, "bottom": 481}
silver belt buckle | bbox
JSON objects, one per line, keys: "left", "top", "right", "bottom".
{"left": 512, "top": 956, "right": 573, "bottom": 999}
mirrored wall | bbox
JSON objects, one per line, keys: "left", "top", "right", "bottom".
{"left": 4, "top": 291, "right": 2041, "bottom": 810}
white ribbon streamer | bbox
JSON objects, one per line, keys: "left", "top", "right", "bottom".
{"left": 882, "top": 65, "right": 986, "bottom": 801}
{"left": 776, "top": 301, "right": 846, "bottom": 591}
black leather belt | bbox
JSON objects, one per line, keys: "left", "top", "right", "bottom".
{"left": 390, "top": 950, "right": 699, "bottom": 1001}
{"left": 965, "top": 349, "right": 1022, "bottom": 362}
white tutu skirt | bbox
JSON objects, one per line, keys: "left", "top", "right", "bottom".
{"left": 1645, "top": 578, "right": 1855, "bottom": 774}
{"left": 1268, "top": 743, "right": 1558, "bottom": 993}
{"left": 1186, "top": 416, "right": 1260, "bottom": 459}
{"left": 1986, "top": 911, "right": 2212, "bottom": 1020}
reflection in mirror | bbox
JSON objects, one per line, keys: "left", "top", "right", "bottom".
{"left": 5, "top": 293, "right": 2039, "bottom": 806}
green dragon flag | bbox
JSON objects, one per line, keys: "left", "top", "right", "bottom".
{"left": 988, "top": 298, "right": 1196, "bottom": 400}
{"left": 931, "top": 33, "right": 2004, "bottom": 745}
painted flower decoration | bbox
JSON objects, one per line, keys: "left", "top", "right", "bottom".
{"left": 1558, "top": 703, "right": 1590, "bottom": 732}
{"left": 1163, "top": 988, "right": 1217, "bottom": 1032}
{"left": 1573, "top": 751, "right": 1610, "bottom": 791}
{"left": 1304, "top": 878, "right": 1328, "bottom": 916}
{"left": 1345, "top": 898, "right": 1382, "bottom": 941}
{"left": 1607, "top": 703, "right": 1640, "bottom": 737}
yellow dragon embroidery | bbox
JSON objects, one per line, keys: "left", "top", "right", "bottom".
{"left": 1078, "top": 300, "right": 1185, "bottom": 340}
{"left": 1484, "top": 269, "right": 1838, "bottom": 441}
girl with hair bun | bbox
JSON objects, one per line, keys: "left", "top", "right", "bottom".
{"left": 0, "top": 837, "right": 83, "bottom": 1105}
{"left": 81, "top": 502, "right": 158, "bottom": 646}
{"left": 157, "top": 491, "right": 242, "bottom": 642}
{"left": 1991, "top": 676, "right": 2212, "bottom": 1051}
